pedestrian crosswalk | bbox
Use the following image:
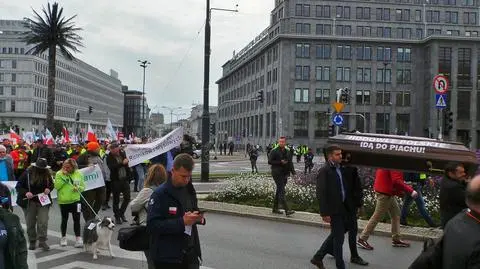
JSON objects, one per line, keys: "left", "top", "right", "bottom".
{"left": 25, "top": 225, "right": 215, "bottom": 269}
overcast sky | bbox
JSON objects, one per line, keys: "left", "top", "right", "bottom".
{"left": 1, "top": 0, "right": 272, "bottom": 117}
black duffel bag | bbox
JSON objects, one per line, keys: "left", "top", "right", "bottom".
{"left": 117, "top": 225, "right": 149, "bottom": 251}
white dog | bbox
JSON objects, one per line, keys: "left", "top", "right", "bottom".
{"left": 83, "top": 217, "right": 115, "bottom": 260}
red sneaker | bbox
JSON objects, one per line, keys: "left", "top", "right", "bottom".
{"left": 392, "top": 239, "right": 411, "bottom": 248}
{"left": 357, "top": 239, "right": 374, "bottom": 250}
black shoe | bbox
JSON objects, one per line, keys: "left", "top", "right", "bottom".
{"left": 285, "top": 210, "right": 295, "bottom": 216}
{"left": 310, "top": 258, "right": 325, "bottom": 269}
{"left": 121, "top": 215, "right": 128, "bottom": 223}
{"left": 39, "top": 241, "right": 50, "bottom": 251}
{"left": 29, "top": 241, "right": 36, "bottom": 250}
{"left": 272, "top": 209, "right": 282, "bottom": 214}
{"left": 351, "top": 256, "right": 369, "bottom": 266}
{"left": 115, "top": 217, "right": 123, "bottom": 225}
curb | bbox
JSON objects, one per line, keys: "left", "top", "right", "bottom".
{"left": 198, "top": 201, "right": 442, "bottom": 242}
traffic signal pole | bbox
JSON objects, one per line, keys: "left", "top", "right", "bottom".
{"left": 438, "top": 109, "right": 443, "bottom": 141}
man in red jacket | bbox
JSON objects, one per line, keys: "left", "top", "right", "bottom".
{"left": 357, "top": 169, "right": 418, "bottom": 250}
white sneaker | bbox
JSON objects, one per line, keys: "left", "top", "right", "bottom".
{"left": 74, "top": 237, "right": 83, "bottom": 248}
{"left": 60, "top": 237, "right": 67, "bottom": 247}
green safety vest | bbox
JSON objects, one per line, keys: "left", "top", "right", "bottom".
{"left": 80, "top": 148, "right": 86, "bottom": 155}
{"left": 99, "top": 149, "right": 106, "bottom": 158}
{"left": 419, "top": 173, "right": 427, "bottom": 180}
{"left": 66, "top": 149, "right": 73, "bottom": 156}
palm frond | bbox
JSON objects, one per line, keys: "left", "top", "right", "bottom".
{"left": 21, "top": 2, "right": 83, "bottom": 58}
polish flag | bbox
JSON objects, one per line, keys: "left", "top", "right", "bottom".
{"left": 168, "top": 207, "right": 177, "bottom": 215}
{"left": 62, "top": 126, "right": 70, "bottom": 143}
{"left": 87, "top": 124, "right": 97, "bottom": 142}
{"left": 44, "top": 128, "right": 54, "bottom": 145}
{"left": 9, "top": 129, "right": 21, "bottom": 144}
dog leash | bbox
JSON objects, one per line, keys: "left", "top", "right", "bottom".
{"left": 63, "top": 179, "right": 102, "bottom": 221}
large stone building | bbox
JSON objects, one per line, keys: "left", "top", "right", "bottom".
{"left": 189, "top": 104, "right": 217, "bottom": 142}
{"left": 216, "top": 0, "right": 480, "bottom": 151}
{"left": 0, "top": 20, "right": 124, "bottom": 136}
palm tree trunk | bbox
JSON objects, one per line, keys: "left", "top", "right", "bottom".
{"left": 46, "top": 44, "right": 57, "bottom": 131}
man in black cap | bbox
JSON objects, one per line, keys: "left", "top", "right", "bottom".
{"left": 31, "top": 139, "right": 54, "bottom": 168}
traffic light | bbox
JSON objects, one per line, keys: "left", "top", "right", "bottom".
{"left": 341, "top": 88, "right": 349, "bottom": 103}
{"left": 210, "top": 123, "right": 216, "bottom": 135}
{"left": 257, "top": 90, "right": 264, "bottom": 104}
{"left": 75, "top": 110, "right": 80, "bottom": 121}
{"left": 328, "top": 125, "right": 335, "bottom": 137}
{"left": 443, "top": 110, "right": 453, "bottom": 135}
{"left": 88, "top": 106, "right": 93, "bottom": 114}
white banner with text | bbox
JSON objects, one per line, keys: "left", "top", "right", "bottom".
{"left": 124, "top": 127, "right": 183, "bottom": 167}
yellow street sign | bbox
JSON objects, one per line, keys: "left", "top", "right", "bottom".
{"left": 332, "top": 102, "right": 344, "bottom": 113}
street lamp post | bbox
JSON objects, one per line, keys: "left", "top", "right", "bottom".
{"left": 138, "top": 60, "right": 150, "bottom": 137}
{"left": 161, "top": 106, "right": 183, "bottom": 130}
{"left": 201, "top": 2, "right": 238, "bottom": 182}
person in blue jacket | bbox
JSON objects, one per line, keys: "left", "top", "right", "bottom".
{"left": 147, "top": 153, "right": 205, "bottom": 269}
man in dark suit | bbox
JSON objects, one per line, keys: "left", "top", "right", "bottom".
{"left": 442, "top": 174, "right": 480, "bottom": 268}
{"left": 147, "top": 153, "right": 204, "bottom": 269}
{"left": 311, "top": 145, "right": 368, "bottom": 269}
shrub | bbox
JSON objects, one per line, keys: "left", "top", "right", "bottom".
{"left": 206, "top": 172, "right": 441, "bottom": 227}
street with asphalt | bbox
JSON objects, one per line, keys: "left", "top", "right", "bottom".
{"left": 19, "top": 155, "right": 434, "bottom": 269}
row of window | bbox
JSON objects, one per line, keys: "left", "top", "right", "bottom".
{"left": 0, "top": 86, "right": 15, "bottom": 96}
{"left": 296, "top": 44, "right": 411, "bottom": 62}
{"left": 0, "top": 47, "right": 25, "bottom": 55}
{"left": 295, "top": 4, "right": 478, "bottom": 25}
{"left": 296, "top": 22, "right": 479, "bottom": 39}
{"left": 0, "top": 60, "right": 17, "bottom": 69}
{"left": 219, "top": 45, "right": 280, "bottom": 91}
{"left": 296, "top": 66, "right": 412, "bottom": 84}
{"left": 219, "top": 91, "right": 278, "bottom": 119}
{"left": 0, "top": 73, "right": 16, "bottom": 82}
{"left": 293, "top": 89, "right": 411, "bottom": 106}
{"left": 218, "top": 112, "right": 277, "bottom": 138}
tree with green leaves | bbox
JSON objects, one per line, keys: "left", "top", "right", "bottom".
{"left": 22, "top": 2, "right": 83, "bottom": 131}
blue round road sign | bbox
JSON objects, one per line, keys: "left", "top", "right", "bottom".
{"left": 332, "top": 113, "right": 344, "bottom": 126}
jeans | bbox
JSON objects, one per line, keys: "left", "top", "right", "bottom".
{"left": 272, "top": 173, "right": 289, "bottom": 211}
{"left": 23, "top": 201, "right": 50, "bottom": 242}
{"left": 400, "top": 185, "right": 436, "bottom": 227}
{"left": 135, "top": 164, "right": 146, "bottom": 191}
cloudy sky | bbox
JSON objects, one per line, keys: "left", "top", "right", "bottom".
{"left": 1, "top": 0, "right": 272, "bottom": 118}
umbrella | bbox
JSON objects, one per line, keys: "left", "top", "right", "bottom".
{"left": 327, "top": 133, "right": 478, "bottom": 176}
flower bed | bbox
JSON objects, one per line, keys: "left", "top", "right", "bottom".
{"left": 206, "top": 170, "right": 441, "bottom": 227}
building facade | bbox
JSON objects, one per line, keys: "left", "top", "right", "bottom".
{"left": 0, "top": 20, "right": 124, "bottom": 136}
{"left": 216, "top": 0, "right": 480, "bottom": 151}
{"left": 123, "top": 88, "right": 149, "bottom": 137}
{"left": 189, "top": 104, "right": 217, "bottom": 142}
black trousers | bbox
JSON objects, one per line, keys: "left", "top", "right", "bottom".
{"left": 313, "top": 211, "right": 357, "bottom": 269}
{"left": 112, "top": 180, "right": 130, "bottom": 218}
{"left": 60, "top": 202, "right": 81, "bottom": 237}
{"left": 81, "top": 186, "right": 106, "bottom": 222}
{"left": 250, "top": 160, "right": 258, "bottom": 172}
{"left": 272, "top": 173, "right": 289, "bottom": 211}
{"left": 104, "top": 181, "right": 112, "bottom": 205}
{"left": 154, "top": 262, "right": 199, "bottom": 269}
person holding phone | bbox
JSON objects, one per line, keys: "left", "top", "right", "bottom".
{"left": 54, "top": 158, "right": 85, "bottom": 248}
{"left": 147, "top": 153, "right": 205, "bottom": 269}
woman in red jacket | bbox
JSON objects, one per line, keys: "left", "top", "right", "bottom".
{"left": 357, "top": 169, "right": 418, "bottom": 250}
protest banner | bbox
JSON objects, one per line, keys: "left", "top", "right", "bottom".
{"left": 124, "top": 127, "right": 184, "bottom": 167}
{"left": 4, "top": 164, "right": 105, "bottom": 206}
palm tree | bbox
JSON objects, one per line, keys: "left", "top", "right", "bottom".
{"left": 22, "top": 2, "right": 83, "bottom": 131}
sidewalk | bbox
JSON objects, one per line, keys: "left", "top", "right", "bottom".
{"left": 195, "top": 152, "right": 251, "bottom": 162}
{"left": 198, "top": 200, "right": 443, "bottom": 241}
